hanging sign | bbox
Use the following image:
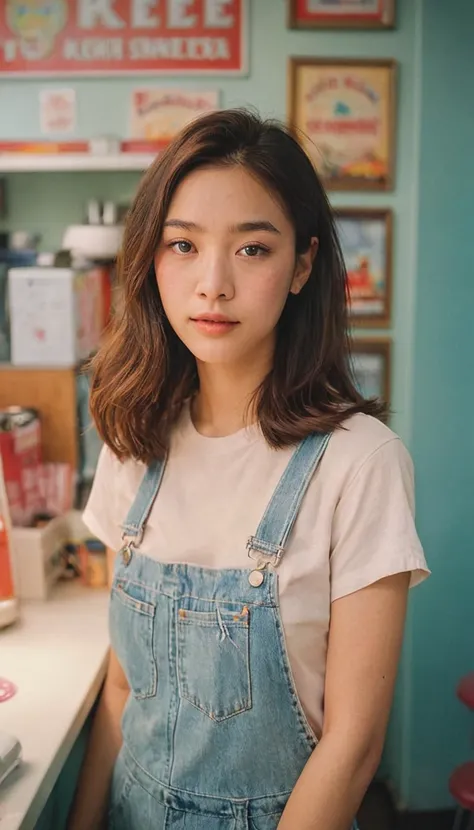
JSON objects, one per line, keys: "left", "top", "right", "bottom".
{"left": 0, "top": 1, "right": 248, "bottom": 76}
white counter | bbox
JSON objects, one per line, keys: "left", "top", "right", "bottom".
{"left": 0, "top": 582, "right": 110, "bottom": 830}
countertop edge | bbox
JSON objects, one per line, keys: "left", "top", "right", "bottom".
{"left": 22, "top": 649, "right": 109, "bottom": 830}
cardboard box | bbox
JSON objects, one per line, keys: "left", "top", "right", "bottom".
{"left": 11, "top": 510, "right": 91, "bottom": 600}
{"left": 8, "top": 267, "right": 103, "bottom": 367}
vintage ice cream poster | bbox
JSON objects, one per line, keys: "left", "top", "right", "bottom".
{"left": 288, "top": 58, "right": 396, "bottom": 191}
{"left": 130, "top": 89, "right": 219, "bottom": 142}
{"left": 0, "top": 1, "right": 248, "bottom": 76}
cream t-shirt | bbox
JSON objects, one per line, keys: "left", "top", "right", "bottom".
{"left": 83, "top": 410, "right": 429, "bottom": 737}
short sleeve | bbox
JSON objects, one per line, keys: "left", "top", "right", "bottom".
{"left": 330, "top": 438, "right": 430, "bottom": 601}
{"left": 82, "top": 445, "right": 124, "bottom": 552}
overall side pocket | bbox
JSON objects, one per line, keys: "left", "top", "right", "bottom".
{"left": 109, "top": 581, "right": 157, "bottom": 699}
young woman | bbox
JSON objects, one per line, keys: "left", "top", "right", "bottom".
{"left": 70, "top": 109, "right": 429, "bottom": 830}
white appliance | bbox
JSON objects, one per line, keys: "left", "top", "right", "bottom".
{"left": 62, "top": 224, "right": 123, "bottom": 261}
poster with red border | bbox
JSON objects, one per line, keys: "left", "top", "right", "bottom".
{"left": 288, "top": 0, "right": 395, "bottom": 29}
{"left": 0, "top": 0, "right": 248, "bottom": 77}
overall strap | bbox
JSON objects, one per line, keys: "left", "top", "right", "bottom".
{"left": 247, "top": 432, "right": 331, "bottom": 567}
{"left": 121, "top": 458, "right": 167, "bottom": 547}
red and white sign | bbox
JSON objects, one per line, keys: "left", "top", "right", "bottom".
{"left": 0, "top": 0, "right": 248, "bottom": 76}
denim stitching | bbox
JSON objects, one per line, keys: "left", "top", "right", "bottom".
{"left": 113, "top": 577, "right": 273, "bottom": 607}
{"left": 123, "top": 746, "right": 293, "bottom": 802}
{"left": 253, "top": 433, "right": 330, "bottom": 554}
{"left": 270, "top": 603, "right": 316, "bottom": 748}
{"left": 113, "top": 583, "right": 155, "bottom": 616}
{"left": 121, "top": 458, "right": 167, "bottom": 541}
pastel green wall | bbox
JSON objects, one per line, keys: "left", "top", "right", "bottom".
{"left": 395, "top": 0, "right": 474, "bottom": 810}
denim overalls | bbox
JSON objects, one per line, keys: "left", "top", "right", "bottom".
{"left": 108, "top": 431, "right": 359, "bottom": 829}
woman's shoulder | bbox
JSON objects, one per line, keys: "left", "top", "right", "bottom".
{"left": 93, "top": 443, "right": 147, "bottom": 490}
{"left": 334, "top": 412, "right": 401, "bottom": 450}
{"left": 323, "top": 413, "right": 413, "bottom": 489}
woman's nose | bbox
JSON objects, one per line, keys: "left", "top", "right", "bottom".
{"left": 195, "top": 253, "right": 235, "bottom": 300}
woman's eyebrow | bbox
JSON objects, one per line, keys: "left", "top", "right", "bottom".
{"left": 230, "top": 221, "right": 281, "bottom": 235}
{"left": 163, "top": 219, "right": 281, "bottom": 234}
{"left": 163, "top": 219, "right": 203, "bottom": 231}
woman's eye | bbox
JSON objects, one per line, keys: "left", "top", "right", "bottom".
{"left": 170, "top": 240, "right": 193, "bottom": 254}
{"left": 240, "top": 244, "right": 268, "bottom": 257}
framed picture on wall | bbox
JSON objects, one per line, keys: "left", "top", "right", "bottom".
{"left": 335, "top": 208, "right": 393, "bottom": 327}
{"left": 288, "top": 0, "right": 396, "bottom": 29}
{"left": 288, "top": 58, "right": 396, "bottom": 191}
{"left": 351, "top": 338, "right": 391, "bottom": 403}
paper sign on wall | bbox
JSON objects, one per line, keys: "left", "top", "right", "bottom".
{"left": 40, "top": 89, "right": 76, "bottom": 134}
{"left": 130, "top": 89, "right": 219, "bottom": 142}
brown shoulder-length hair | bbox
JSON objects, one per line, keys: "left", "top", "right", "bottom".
{"left": 90, "top": 108, "right": 386, "bottom": 462}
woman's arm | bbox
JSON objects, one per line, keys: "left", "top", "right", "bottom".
{"left": 68, "top": 548, "right": 129, "bottom": 830}
{"left": 278, "top": 571, "right": 410, "bottom": 830}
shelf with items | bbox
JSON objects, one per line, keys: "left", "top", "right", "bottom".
{"left": 0, "top": 153, "right": 156, "bottom": 173}
{"left": 0, "top": 140, "right": 163, "bottom": 173}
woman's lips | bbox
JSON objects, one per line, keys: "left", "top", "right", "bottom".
{"left": 191, "top": 317, "right": 240, "bottom": 336}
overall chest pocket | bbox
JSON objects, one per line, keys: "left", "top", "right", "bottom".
{"left": 109, "top": 581, "right": 157, "bottom": 699}
{"left": 177, "top": 606, "right": 251, "bottom": 722}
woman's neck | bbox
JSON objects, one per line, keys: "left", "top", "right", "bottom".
{"left": 192, "top": 359, "right": 269, "bottom": 437}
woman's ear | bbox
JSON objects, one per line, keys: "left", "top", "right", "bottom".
{"left": 290, "top": 237, "right": 319, "bottom": 295}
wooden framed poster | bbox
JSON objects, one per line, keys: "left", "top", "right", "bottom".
{"left": 335, "top": 208, "right": 393, "bottom": 327}
{"left": 288, "top": 58, "right": 396, "bottom": 191}
{"left": 351, "top": 338, "right": 391, "bottom": 404}
{"left": 0, "top": 0, "right": 249, "bottom": 77}
{"left": 288, "top": 0, "right": 396, "bottom": 30}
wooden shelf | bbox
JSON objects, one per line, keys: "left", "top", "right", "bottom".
{"left": 0, "top": 153, "right": 155, "bottom": 173}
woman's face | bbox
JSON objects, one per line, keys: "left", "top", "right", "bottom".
{"left": 154, "top": 165, "right": 315, "bottom": 371}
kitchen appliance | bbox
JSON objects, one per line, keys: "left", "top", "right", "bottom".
{"left": 62, "top": 224, "right": 123, "bottom": 261}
